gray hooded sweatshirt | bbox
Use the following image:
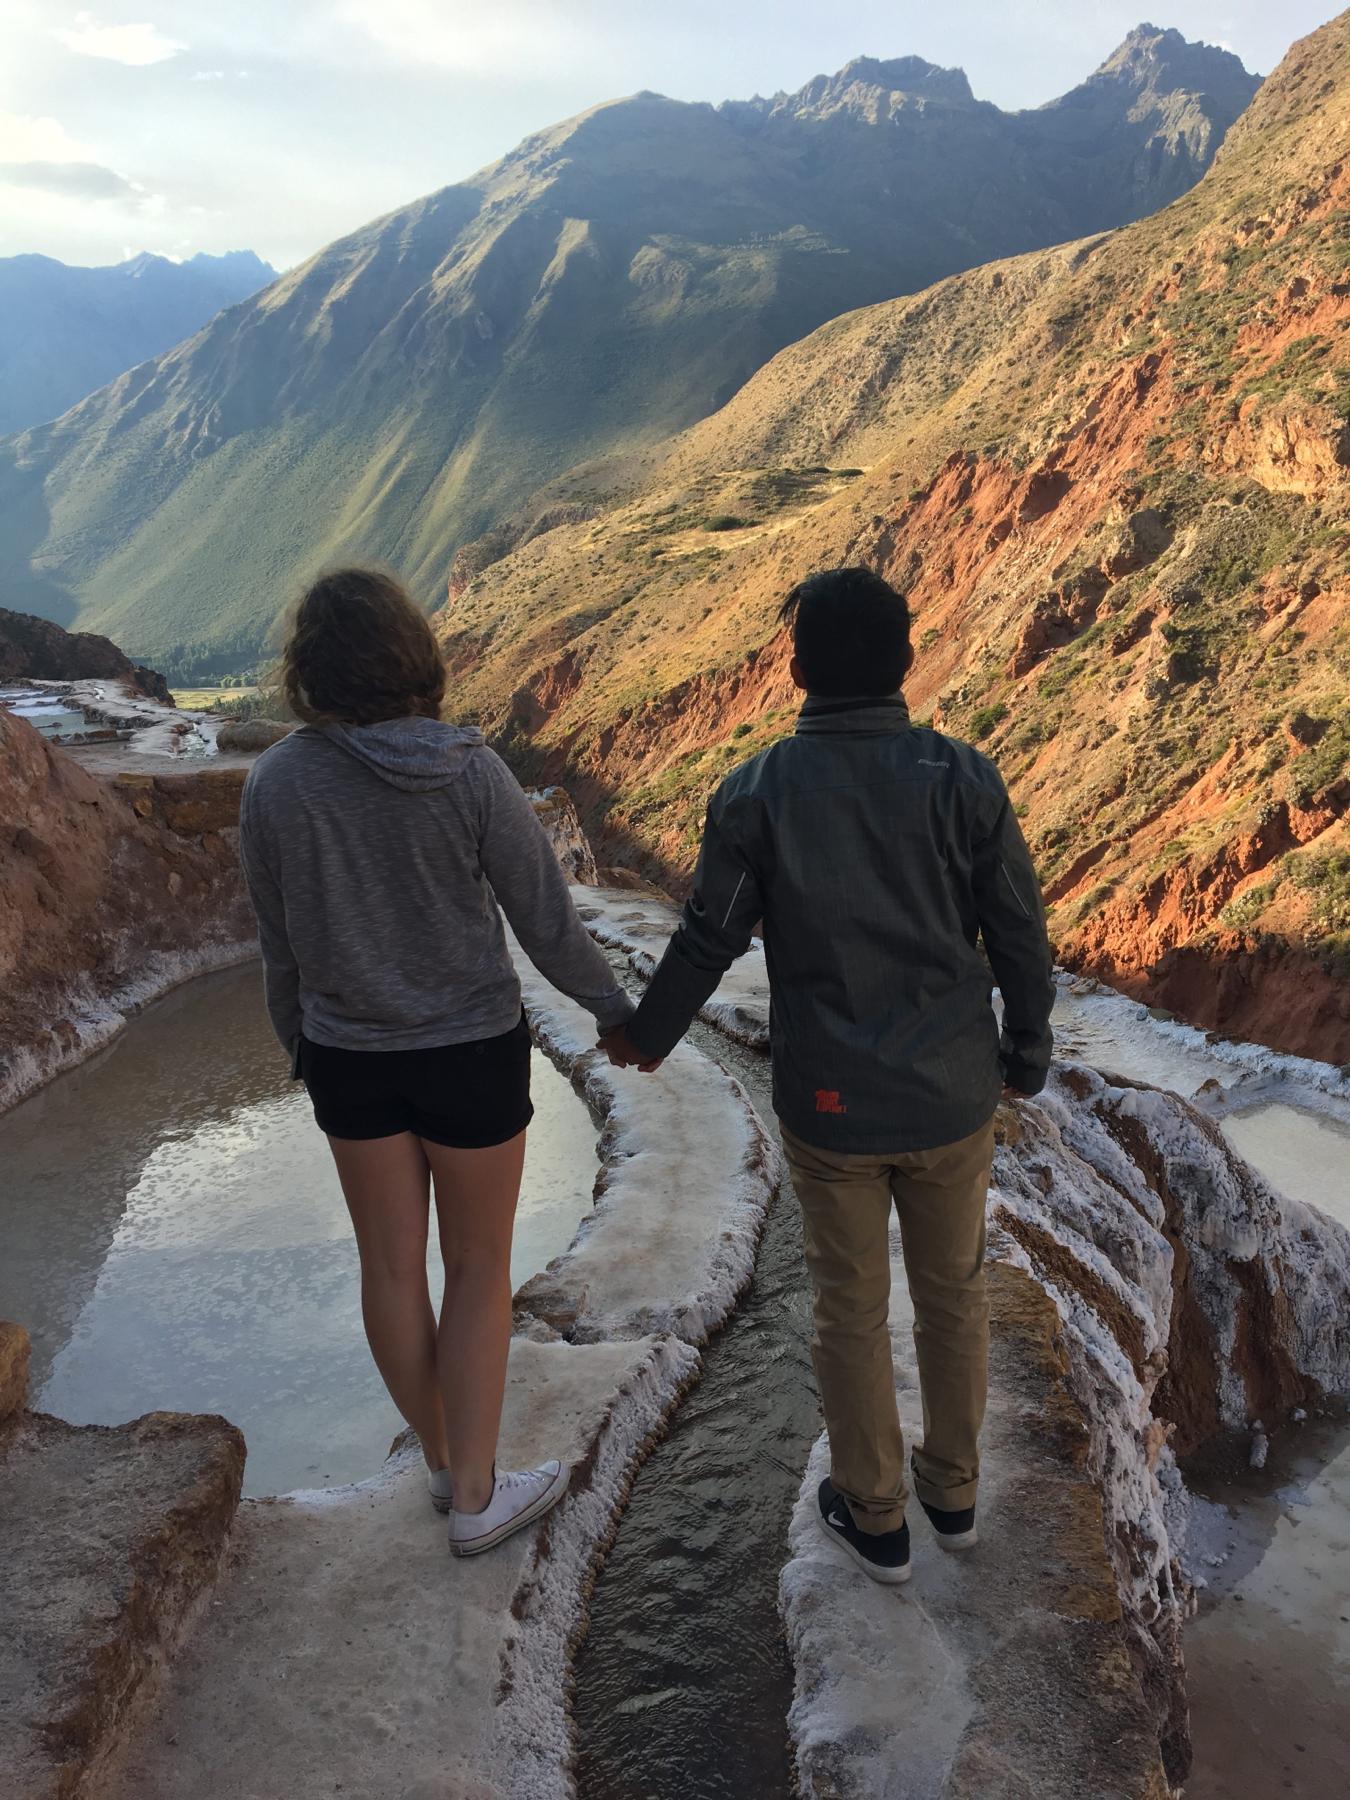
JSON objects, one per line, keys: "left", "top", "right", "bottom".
{"left": 237, "top": 718, "right": 633, "bottom": 1059}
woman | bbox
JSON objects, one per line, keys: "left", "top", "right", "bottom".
{"left": 238, "top": 566, "right": 634, "bottom": 1555}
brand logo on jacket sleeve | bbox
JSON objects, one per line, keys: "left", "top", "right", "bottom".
{"left": 814, "top": 1089, "right": 847, "bottom": 1115}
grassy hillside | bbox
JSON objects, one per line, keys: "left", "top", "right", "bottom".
{"left": 434, "top": 12, "right": 1350, "bottom": 1061}
{"left": 0, "top": 28, "right": 1257, "bottom": 678}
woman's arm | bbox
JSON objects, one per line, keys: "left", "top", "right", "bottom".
{"left": 238, "top": 781, "right": 303, "bottom": 1064}
{"left": 476, "top": 752, "right": 633, "bottom": 1029}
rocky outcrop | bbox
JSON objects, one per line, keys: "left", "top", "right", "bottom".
{"left": 0, "top": 607, "right": 170, "bottom": 703}
{"left": 0, "top": 1323, "right": 245, "bottom": 1800}
{"left": 0, "top": 710, "right": 254, "bottom": 1114}
{"left": 213, "top": 718, "right": 293, "bottom": 754}
{"left": 529, "top": 786, "right": 599, "bottom": 884}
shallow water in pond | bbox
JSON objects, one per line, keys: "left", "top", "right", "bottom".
{"left": 1219, "top": 1104, "right": 1350, "bottom": 1228}
{"left": 0, "top": 961, "right": 599, "bottom": 1497}
{"left": 1050, "top": 985, "right": 1350, "bottom": 1225}
{"left": 1182, "top": 1411, "right": 1350, "bottom": 1800}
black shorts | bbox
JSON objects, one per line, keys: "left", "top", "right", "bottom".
{"left": 298, "top": 1014, "right": 534, "bottom": 1147}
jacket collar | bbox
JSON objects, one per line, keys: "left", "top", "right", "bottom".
{"left": 795, "top": 693, "right": 911, "bottom": 735}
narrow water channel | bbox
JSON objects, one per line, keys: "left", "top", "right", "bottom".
{"left": 574, "top": 1020, "right": 818, "bottom": 1800}
{"left": 0, "top": 960, "right": 599, "bottom": 1497}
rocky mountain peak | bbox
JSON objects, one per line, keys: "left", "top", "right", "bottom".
{"left": 1081, "top": 20, "right": 1259, "bottom": 104}
{"left": 733, "top": 52, "right": 977, "bottom": 122}
{"left": 827, "top": 54, "right": 975, "bottom": 103}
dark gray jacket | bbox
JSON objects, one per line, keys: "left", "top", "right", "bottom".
{"left": 628, "top": 695, "right": 1054, "bottom": 1153}
{"left": 238, "top": 718, "right": 633, "bottom": 1058}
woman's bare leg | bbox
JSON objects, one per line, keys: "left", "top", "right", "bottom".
{"left": 326, "top": 1131, "right": 451, "bottom": 1472}
{"left": 422, "top": 1131, "right": 528, "bottom": 1514}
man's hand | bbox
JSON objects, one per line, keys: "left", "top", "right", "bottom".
{"left": 597, "top": 1024, "right": 663, "bottom": 1073}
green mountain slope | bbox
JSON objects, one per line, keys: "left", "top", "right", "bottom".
{"left": 0, "top": 25, "right": 1258, "bottom": 677}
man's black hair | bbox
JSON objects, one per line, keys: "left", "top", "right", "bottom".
{"left": 779, "top": 567, "right": 912, "bottom": 698}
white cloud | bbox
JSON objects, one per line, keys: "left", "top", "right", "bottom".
{"left": 190, "top": 69, "right": 227, "bottom": 81}
{"left": 0, "top": 159, "right": 136, "bottom": 198}
{"left": 0, "top": 110, "right": 160, "bottom": 210}
{"left": 335, "top": 0, "right": 603, "bottom": 75}
{"left": 0, "top": 111, "right": 100, "bottom": 164}
{"left": 54, "top": 10, "right": 187, "bottom": 66}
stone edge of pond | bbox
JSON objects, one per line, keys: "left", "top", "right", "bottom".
{"left": 0, "top": 938, "right": 260, "bottom": 1120}
{"left": 0, "top": 1320, "right": 247, "bottom": 1800}
{"left": 69, "top": 939, "right": 775, "bottom": 1800}
{"left": 782, "top": 1259, "right": 1175, "bottom": 1800}
{"left": 512, "top": 936, "right": 782, "bottom": 1348}
{"left": 572, "top": 885, "right": 771, "bottom": 1050}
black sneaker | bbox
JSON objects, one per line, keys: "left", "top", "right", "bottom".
{"left": 918, "top": 1496, "right": 978, "bottom": 1550}
{"left": 816, "top": 1479, "right": 911, "bottom": 1585}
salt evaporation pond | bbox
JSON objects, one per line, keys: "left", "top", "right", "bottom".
{"left": 0, "top": 961, "right": 600, "bottom": 1496}
{"left": 1181, "top": 1410, "right": 1350, "bottom": 1799}
{"left": 1049, "top": 978, "right": 1350, "bottom": 1226}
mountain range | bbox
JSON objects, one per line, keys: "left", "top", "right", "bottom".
{"left": 0, "top": 24, "right": 1258, "bottom": 676}
{"left": 0, "top": 249, "right": 277, "bottom": 437}
{"left": 430, "top": 11, "right": 1349, "bottom": 1061}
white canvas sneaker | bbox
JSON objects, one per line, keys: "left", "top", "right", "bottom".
{"left": 427, "top": 1467, "right": 455, "bottom": 1513}
{"left": 447, "top": 1460, "right": 570, "bottom": 1557}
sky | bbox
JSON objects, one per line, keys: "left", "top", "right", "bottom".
{"left": 0, "top": 2, "right": 1341, "bottom": 272}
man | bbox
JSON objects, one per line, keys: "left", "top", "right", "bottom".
{"left": 599, "top": 567, "right": 1054, "bottom": 1584}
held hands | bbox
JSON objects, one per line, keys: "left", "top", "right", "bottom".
{"left": 597, "top": 1024, "right": 663, "bottom": 1073}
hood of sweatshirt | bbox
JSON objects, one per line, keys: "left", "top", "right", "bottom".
{"left": 316, "top": 717, "right": 486, "bottom": 792}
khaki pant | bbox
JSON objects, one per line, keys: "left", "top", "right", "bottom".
{"left": 781, "top": 1116, "right": 995, "bottom": 1535}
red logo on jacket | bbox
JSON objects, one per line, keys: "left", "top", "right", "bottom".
{"left": 814, "top": 1090, "right": 847, "bottom": 1115}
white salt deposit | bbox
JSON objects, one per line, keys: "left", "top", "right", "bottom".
{"left": 572, "top": 885, "right": 770, "bottom": 1046}
{"left": 512, "top": 932, "right": 781, "bottom": 1344}
{"left": 0, "top": 938, "right": 259, "bottom": 1116}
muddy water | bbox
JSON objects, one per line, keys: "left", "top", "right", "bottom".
{"left": 574, "top": 1020, "right": 817, "bottom": 1800}
{"left": 1182, "top": 1410, "right": 1350, "bottom": 1800}
{"left": 0, "top": 961, "right": 599, "bottom": 1497}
